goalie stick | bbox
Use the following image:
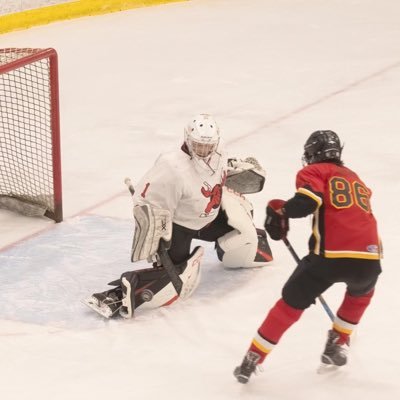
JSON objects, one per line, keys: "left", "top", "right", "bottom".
{"left": 282, "top": 236, "right": 335, "bottom": 322}
{"left": 124, "top": 177, "right": 135, "bottom": 196}
{"left": 124, "top": 177, "right": 184, "bottom": 295}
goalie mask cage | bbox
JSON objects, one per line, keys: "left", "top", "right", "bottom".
{"left": 0, "top": 48, "right": 62, "bottom": 222}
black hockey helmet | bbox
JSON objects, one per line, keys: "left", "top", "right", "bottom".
{"left": 303, "top": 130, "right": 343, "bottom": 165}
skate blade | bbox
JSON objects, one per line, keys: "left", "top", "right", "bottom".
{"left": 233, "top": 367, "right": 249, "bottom": 384}
{"left": 317, "top": 363, "right": 341, "bottom": 375}
{"left": 82, "top": 296, "right": 115, "bottom": 319}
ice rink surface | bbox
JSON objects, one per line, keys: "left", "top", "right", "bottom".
{"left": 1, "top": 1, "right": 400, "bottom": 399}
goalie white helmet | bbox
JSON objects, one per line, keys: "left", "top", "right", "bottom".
{"left": 184, "top": 114, "right": 220, "bottom": 158}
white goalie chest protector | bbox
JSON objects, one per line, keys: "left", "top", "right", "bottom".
{"left": 133, "top": 148, "right": 227, "bottom": 231}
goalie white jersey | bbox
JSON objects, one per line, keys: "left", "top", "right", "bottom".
{"left": 133, "top": 145, "right": 227, "bottom": 231}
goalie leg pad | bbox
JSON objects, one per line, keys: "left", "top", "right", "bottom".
{"left": 255, "top": 230, "right": 273, "bottom": 263}
{"left": 119, "top": 246, "right": 204, "bottom": 316}
{"left": 218, "top": 189, "right": 273, "bottom": 268}
{"left": 217, "top": 229, "right": 273, "bottom": 268}
{"left": 134, "top": 245, "right": 204, "bottom": 312}
{"left": 178, "top": 246, "right": 204, "bottom": 300}
{"left": 85, "top": 245, "right": 205, "bottom": 319}
{"left": 131, "top": 204, "right": 172, "bottom": 262}
{"left": 120, "top": 271, "right": 139, "bottom": 318}
{"left": 114, "top": 268, "right": 177, "bottom": 317}
{"left": 134, "top": 268, "right": 179, "bottom": 312}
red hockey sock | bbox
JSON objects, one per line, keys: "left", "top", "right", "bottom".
{"left": 333, "top": 289, "right": 374, "bottom": 343}
{"left": 337, "top": 289, "right": 374, "bottom": 323}
{"left": 259, "top": 298, "right": 304, "bottom": 342}
{"left": 249, "top": 298, "right": 303, "bottom": 362}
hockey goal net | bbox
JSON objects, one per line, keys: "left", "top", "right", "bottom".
{"left": 0, "top": 48, "right": 62, "bottom": 222}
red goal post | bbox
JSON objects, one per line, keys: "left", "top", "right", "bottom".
{"left": 0, "top": 48, "right": 62, "bottom": 222}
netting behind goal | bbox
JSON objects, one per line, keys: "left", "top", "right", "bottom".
{"left": 0, "top": 48, "right": 62, "bottom": 222}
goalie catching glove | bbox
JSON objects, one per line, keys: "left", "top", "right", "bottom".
{"left": 265, "top": 199, "right": 289, "bottom": 241}
{"left": 225, "top": 157, "right": 266, "bottom": 194}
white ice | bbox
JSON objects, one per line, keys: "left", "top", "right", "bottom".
{"left": 1, "top": 0, "right": 399, "bottom": 399}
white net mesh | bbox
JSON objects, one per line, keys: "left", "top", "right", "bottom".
{"left": 0, "top": 48, "right": 62, "bottom": 221}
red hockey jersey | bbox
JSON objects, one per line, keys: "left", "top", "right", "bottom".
{"left": 295, "top": 163, "right": 380, "bottom": 260}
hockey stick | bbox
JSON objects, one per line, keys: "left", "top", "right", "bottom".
{"left": 282, "top": 236, "right": 335, "bottom": 321}
{"left": 124, "top": 178, "right": 183, "bottom": 295}
{"left": 157, "top": 239, "right": 183, "bottom": 295}
{"left": 124, "top": 177, "right": 135, "bottom": 196}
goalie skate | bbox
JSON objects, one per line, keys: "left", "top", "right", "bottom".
{"left": 82, "top": 291, "right": 122, "bottom": 319}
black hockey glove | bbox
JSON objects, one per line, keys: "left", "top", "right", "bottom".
{"left": 264, "top": 199, "right": 289, "bottom": 241}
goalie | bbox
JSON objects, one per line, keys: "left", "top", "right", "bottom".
{"left": 84, "top": 114, "right": 273, "bottom": 318}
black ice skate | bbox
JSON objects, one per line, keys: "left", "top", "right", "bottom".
{"left": 233, "top": 351, "right": 261, "bottom": 384}
{"left": 83, "top": 288, "right": 123, "bottom": 319}
{"left": 318, "top": 329, "right": 349, "bottom": 373}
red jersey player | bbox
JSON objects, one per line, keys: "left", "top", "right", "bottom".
{"left": 234, "top": 130, "right": 382, "bottom": 383}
